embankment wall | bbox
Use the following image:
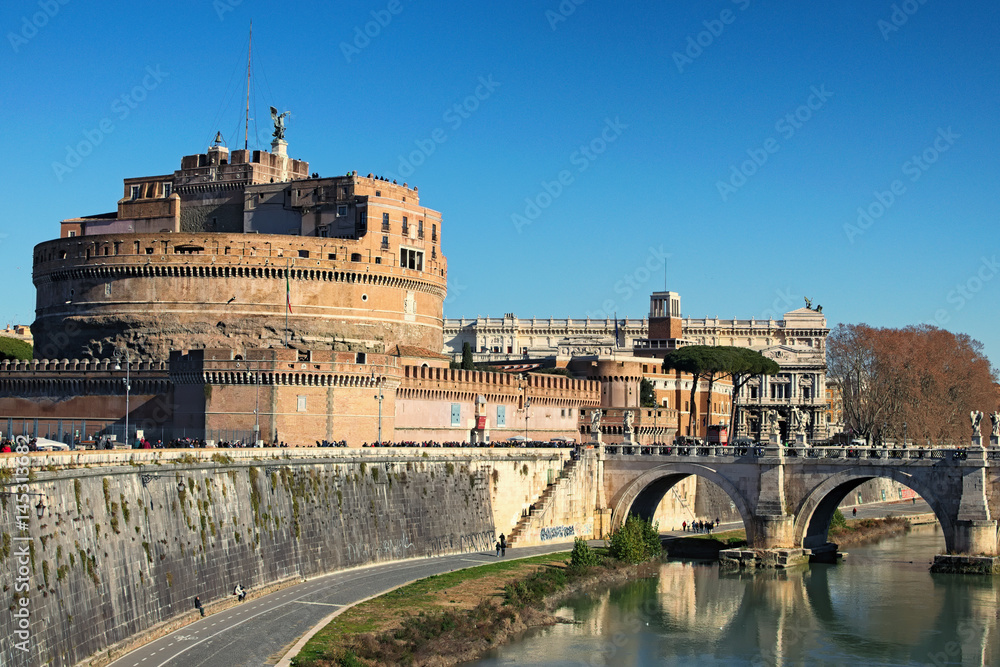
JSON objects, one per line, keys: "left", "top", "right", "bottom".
{"left": 0, "top": 448, "right": 568, "bottom": 667}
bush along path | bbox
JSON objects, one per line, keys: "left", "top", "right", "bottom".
{"left": 291, "top": 517, "right": 666, "bottom": 667}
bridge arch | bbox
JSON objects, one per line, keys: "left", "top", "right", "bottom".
{"left": 792, "top": 467, "right": 954, "bottom": 553}
{"left": 608, "top": 463, "right": 756, "bottom": 542}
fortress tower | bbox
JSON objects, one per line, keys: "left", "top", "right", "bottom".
{"left": 32, "top": 140, "right": 446, "bottom": 360}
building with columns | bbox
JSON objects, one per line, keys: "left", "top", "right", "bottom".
{"left": 443, "top": 290, "right": 831, "bottom": 442}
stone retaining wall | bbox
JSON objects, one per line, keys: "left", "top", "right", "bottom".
{"left": 0, "top": 448, "right": 570, "bottom": 667}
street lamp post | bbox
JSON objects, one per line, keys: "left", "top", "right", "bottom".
{"left": 524, "top": 397, "right": 531, "bottom": 442}
{"left": 372, "top": 371, "right": 383, "bottom": 443}
{"left": 903, "top": 421, "right": 907, "bottom": 448}
{"left": 114, "top": 349, "right": 131, "bottom": 447}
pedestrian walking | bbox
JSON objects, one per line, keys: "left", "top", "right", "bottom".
{"left": 682, "top": 521, "right": 687, "bottom": 532}
{"left": 194, "top": 596, "right": 204, "bottom": 617}
{"left": 852, "top": 507, "right": 857, "bottom": 517}
{"left": 499, "top": 533, "right": 507, "bottom": 557}
{"left": 496, "top": 540, "right": 501, "bottom": 557}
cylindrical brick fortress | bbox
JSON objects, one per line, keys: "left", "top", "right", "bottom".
{"left": 32, "top": 232, "right": 447, "bottom": 360}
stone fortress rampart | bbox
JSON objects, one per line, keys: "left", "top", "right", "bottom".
{"left": 31, "top": 231, "right": 446, "bottom": 361}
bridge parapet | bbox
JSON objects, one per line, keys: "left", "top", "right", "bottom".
{"left": 602, "top": 444, "right": 999, "bottom": 466}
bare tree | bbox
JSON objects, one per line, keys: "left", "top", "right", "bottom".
{"left": 828, "top": 323, "right": 997, "bottom": 445}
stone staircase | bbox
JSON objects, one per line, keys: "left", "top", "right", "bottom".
{"left": 507, "top": 458, "right": 579, "bottom": 547}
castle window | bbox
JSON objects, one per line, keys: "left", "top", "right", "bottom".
{"left": 451, "top": 403, "right": 461, "bottom": 426}
{"left": 355, "top": 352, "right": 366, "bottom": 364}
{"left": 351, "top": 253, "right": 362, "bottom": 262}
{"left": 401, "top": 216, "right": 409, "bottom": 236}
{"left": 105, "top": 282, "right": 111, "bottom": 296}
{"left": 298, "top": 250, "right": 309, "bottom": 258}
{"left": 297, "top": 396, "right": 307, "bottom": 412}
{"left": 375, "top": 190, "right": 381, "bottom": 197}
{"left": 381, "top": 236, "right": 389, "bottom": 250}
{"left": 130, "top": 185, "right": 140, "bottom": 200}
{"left": 338, "top": 205, "right": 347, "bottom": 216}
{"left": 400, "top": 248, "right": 424, "bottom": 271}
{"left": 432, "top": 224, "right": 437, "bottom": 242}
{"left": 162, "top": 182, "right": 172, "bottom": 197}
{"left": 497, "top": 405, "right": 506, "bottom": 427}
{"left": 68, "top": 231, "right": 76, "bottom": 237}
{"left": 382, "top": 212, "right": 390, "bottom": 231}
{"left": 417, "top": 219, "right": 424, "bottom": 239}
{"left": 328, "top": 253, "right": 336, "bottom": 260}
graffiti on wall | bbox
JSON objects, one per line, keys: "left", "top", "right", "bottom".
{"left": 540, "top": 525, "right": 574, "bottom": 541}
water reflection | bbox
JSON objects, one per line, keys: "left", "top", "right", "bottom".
{"left": 473, "top": 525, "right": 1000, "bottom": 666}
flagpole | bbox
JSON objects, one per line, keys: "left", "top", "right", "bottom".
{"left": 285, "top": 259, "right": 290, "bottom": 347}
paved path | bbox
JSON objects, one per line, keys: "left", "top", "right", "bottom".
{"left": 107, "top": 500, "right": 937, "bottom": 667}
{"left": 107, "top": 543, "right": 579, "bottom": 667}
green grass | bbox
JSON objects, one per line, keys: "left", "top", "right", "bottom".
{"left": 293, "top": 551, "right": 574, "bottom": 665}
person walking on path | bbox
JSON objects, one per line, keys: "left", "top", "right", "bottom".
{"left": 194, "top": 596, "right": 204, "bottom": 617}
{"left": 495, "top": 540, "right": 501, "bottom": 557}
{"left": 852, "top": 507, "right": 857, "bottom": 517}
{"left": 499, "top": 533, "right": 507, "bottom": 557}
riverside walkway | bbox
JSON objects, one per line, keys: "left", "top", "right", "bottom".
{"left": 106, "top": 542, "right": 587, "bottom": 667}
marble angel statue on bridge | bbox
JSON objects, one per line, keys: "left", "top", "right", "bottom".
{"left": 590, "top": 408, "right": 602, "bottom": 434}
{"left": 971, "top": 410, "right": 983, "bottom": 437}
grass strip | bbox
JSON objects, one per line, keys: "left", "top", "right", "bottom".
{"left": 292, "top": 551, "right": 578, "bottom": 667}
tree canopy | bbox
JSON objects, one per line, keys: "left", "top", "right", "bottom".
{"left": 460, "top": 342, "right": 474, "bottom": 370}
{"left": 661, "top": 346, "right": 779, "bottom": 436}
{"left": 639, "top": 378, "right": 657, "bottom": 407}
{"left": 828, "top": 323, "right": 998, "bottom": 445}
{"left": 0, "top": 336, "right": 32, "bottom": 361}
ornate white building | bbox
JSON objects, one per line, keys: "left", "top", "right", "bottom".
{"left": 443, "top": 292, "right": 831, "bottom": 442}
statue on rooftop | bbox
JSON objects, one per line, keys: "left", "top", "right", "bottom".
{"left": 623, "top": 410, "right": 634, "bottom": 435}
{"left": 804, "top": 297, "right": 813, "bottom": 310}
{"left": 270, "top": 106, "right": 290, "bottom": 141}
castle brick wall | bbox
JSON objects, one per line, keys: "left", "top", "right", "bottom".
{"left": 32, "top": 233, "right": 446, "bottom": 360}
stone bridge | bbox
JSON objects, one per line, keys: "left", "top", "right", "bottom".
{"left": 599, "top": 444, "right": 1000, "bottom": 569}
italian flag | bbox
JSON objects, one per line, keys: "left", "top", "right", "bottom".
{"left": 286, "top": 272, "right": 293, "bottom": 314}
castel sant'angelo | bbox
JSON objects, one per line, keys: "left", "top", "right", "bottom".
{"left": 2, "top": 112, "right": 828, "bottom": 449}
{"left": 1, "top": 121, "right": 631, "bottom": 446}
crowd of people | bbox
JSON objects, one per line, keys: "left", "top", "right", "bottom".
{"left": 360, "top": 440, "right": 577, "bottom": 448}
{"left": 681, "top": 518, "right": 721, "bottom": 534}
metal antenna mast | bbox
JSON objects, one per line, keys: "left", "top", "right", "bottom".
{"left": 244, "top": 21, "right": 252, "bottom": 151}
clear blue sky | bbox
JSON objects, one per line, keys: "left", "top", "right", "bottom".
{"left": 2, "top": 1, "right": 998, "bottom": 366}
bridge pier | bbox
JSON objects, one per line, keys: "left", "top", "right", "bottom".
{"left": 752, "top": 514, "right": 795, "bottom": 549}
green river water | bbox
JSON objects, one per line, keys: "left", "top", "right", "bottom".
{"left": 472, "top": 525, "right": 999, "bottom": 666}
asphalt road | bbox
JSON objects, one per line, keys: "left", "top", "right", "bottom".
{"left": 107, "top": 499, "right": 934, "bottom": 667}
{"left": 106, "top": 543, "right": 579, "bottom": 667}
